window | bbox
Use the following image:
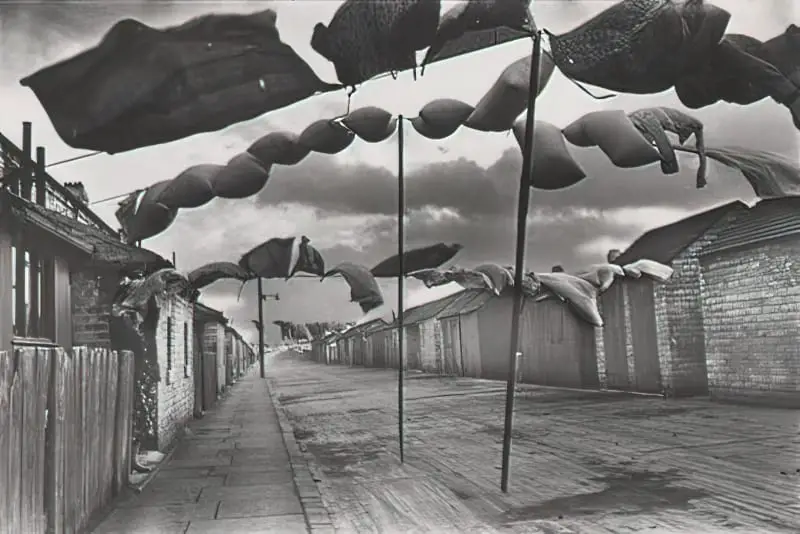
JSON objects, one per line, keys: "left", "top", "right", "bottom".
{"left": 183, "top": 322, "right": 189, "bottom": 378}
{"left": 166, "top": 315, "right": 173, "bottom": 385}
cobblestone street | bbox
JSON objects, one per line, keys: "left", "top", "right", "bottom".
{"left": 268, "top": 352, "right": 800, "bottom": 534}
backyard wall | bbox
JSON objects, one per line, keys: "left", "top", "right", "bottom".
{"left": 155, "top": 295, "right": 195, "bottom": 450}
{"left": 70, "top": 270, "right": 118, "bottom": 347}
{"left": 701, "top": 238, "right": 800, "bottom": 408}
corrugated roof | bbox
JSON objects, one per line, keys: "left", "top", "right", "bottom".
{"left": 438, "top": 289, "right": 493, "bottom": 319}
{"left": 701, "top": 197, "right": 800, "bottom": 256}
{"left": 2, "top": 190, "right": 170, "bottom": 273}
{"left": 401, "top": 290, "right": 465, "bottom": 325}
{"left": 613, "top": 201, "right": 747, "bottom": 266}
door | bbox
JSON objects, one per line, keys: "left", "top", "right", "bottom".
{"left": 627, "top": 279, "right": 662, "bottom": 393}
{"left": 601, "top": 282, "right": 630, "bottom": 389}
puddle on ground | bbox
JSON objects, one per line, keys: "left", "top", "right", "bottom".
{"left": 305, "top": 441, "right": 388, "bottom": 479}
{"left": 503, "top": 467, "right": 707, "bottom": 522}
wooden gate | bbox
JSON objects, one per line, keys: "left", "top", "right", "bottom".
{"left": 627, "top": 279, "right": 662, "bottom": 393}
{"left": 601, "top": 282, "right": 630, "bottom": 389}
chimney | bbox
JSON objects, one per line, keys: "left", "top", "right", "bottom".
{"left": 607, "top": 249, "right": 622, "bottom": 263}
{"left": 551, "top": 265, "right": 564, "bottom": 272}
{"left": 64, "top": 181, "right": 89, "bottom": 205}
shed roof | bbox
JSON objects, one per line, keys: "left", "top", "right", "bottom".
{"left": 1, "top": 190, "right": 170, "bottom": 273}
{"left": 701, "top": 197, "right": 800, "bottom": 256}
{"left": 613, "top": 200, "right": 747, "bottom": 265}
{"left": 194, "top": 301, "right": 227, "bottom": 324}
{"left": 401, "top": 290, "right": 466, "bottom": 325}
{"left": 437, "top": 289, "right": 493, "bottom": 319}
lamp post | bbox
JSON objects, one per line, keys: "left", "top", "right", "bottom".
{"left": 256, "top": 279, "right": 280, "bottom": 378}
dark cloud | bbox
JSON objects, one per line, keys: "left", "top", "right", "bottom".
{"left": 255, "top": 101, "right": 794, "bottom": 219}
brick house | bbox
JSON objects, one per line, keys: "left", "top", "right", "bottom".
{"left": 195, "top": 303, "right": 228, "bottom": 398}
{"left": 698, "top": 198, "right": 800, "bottom": 408}
{"left": 155, "top": 294, "right": 196, "bottom": 449}
{"left": 193, "top": 302, "right": 226, "bottom": 413}
{"left": 0, "top": 187, "right": 168, "bottom": 352}
{"left": 602, "top": 201, "right": 748, "bottom": 396}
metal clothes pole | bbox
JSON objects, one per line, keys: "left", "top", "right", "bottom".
{"left": 397, "top": 116, "right": 406, "bottom": 463}
{"left": 257, "top": 277, "right": 266, "bottom": 379}
{"left": 500, "top": 31, "right": 542, "bottom": 493}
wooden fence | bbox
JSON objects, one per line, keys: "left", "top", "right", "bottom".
{"left": 0, "top": 346, "right": 135, "bottom": 534}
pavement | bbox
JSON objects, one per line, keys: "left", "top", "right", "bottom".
{"left": 267, "top": 352, "right": 800, "bottom": 534}
{"left": 90, "top": 366, "right": 334, "bottom": 534}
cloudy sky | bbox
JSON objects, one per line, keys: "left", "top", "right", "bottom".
{"left": 1, "top": 0, "right": 797, "bottom": 344}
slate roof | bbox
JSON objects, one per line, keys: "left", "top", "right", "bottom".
{"left": 613, "top": 201, "right": 747, "bottom": 266}
{"left": 2, "top": 190, "right": 169, "bottom": 273}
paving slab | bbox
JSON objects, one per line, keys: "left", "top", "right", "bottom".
{"left": 216, "top": 494, "right": 304, "bottom": 518}
{"left": 225, "top": 470, "right": 296, "bottom": 486}
{"left": 91, "top": 369, "right": 315, "bottom": 533}
{"left": 186, "top": 515, "right": 308, "bottom": 533}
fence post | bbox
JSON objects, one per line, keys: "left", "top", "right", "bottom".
{"left": 45, "top": 348, "right": 65, "bottom": 534}
{"left": 113, "top": 350, "right": 133, "bottom": 494}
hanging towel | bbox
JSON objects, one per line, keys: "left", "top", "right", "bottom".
{"left": 576, "top": 263, "right": 625, "bottom": 293}
{"left": 289, "top": 236, "right": 326, "bottom": 278}
{"left": 513, "top": 118, "right": 587, "bottom": 190}
{"left": 463, "top": 52, "right": 555, "bottom": 132}
{"left": 211, "top": 153, "right": 271, "bottom": 199}
{"left": 621, "top": 259, "right": 674, "bottom": 282}
{"left": 411, "top": 99, "right": 475, "bottom": 139}
{"left": 298, "top": 119, "right": 355, "bottom": 154}
{"left": 239, "top": 237, "right": 296, "bottom": 279}
{"left": 341, "top": 107, "right": 398, "bottom": 143}
{"left": 323, "top": 262, "right": 385, "bottom": 313}
{"left": 157, "top": 164, "right": 220, "bottom": 209}
{"left": 704, "top": 145, "right": 800, "bottom": 199}
{"left": 474, "top": 263, "right": 515, "bottom": 294}
{"left": 628, "top": 106, "right": 707, "bottom": 186}
{"left": 248, "top": 132, "right": 311, "bottom": 166}
{"left": 534, "top": 272, "right": 603, "bottom": 327}
{"left": 116, "top": 182, "right": 178, "bottom": 244}
{"left": 20, "top": 10, "right": 336, "bottom": 153}
{"left": 549, "top": 0, "right": 730, "bottom": 95}
{"left": 311, "top": 0, "right": 441, "bottom": 87}
{"left": 371, "top": 243, "right": 464, "bottom": 277}
{"left": 187, "top": 261, "right": 253, "bottom": 290}
{"left": 408, "top": 267, "right": 498, "bottom": 294}
{"left": 675, "top": 33, "right": 800, "bottom": 129}
{"left": 562, "top": 110, "right": 662, "bottom": 168}
{"left": 423, "top": 0, "right": 533, "bottom": 69}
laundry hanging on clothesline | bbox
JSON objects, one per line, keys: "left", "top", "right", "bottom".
{"left": 546, "top": 0, "right": 800, "bottom": 130}
{"left": 19, "top": 2, "right": 534, "bottom": 153}
{"left": 403, "top": 260, "right": 674, "bottom": 327}
{"left": 323, "top": 262, "right": 385, "bottom": 314}
{"left": 117, "top": 94, "right": 800, "bottom": 244}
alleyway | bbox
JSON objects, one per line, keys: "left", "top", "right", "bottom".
{"left": 268, "top": 352, "right": 799, "bottom": 534}
{"left": 90, "top": 368, "right": 333, "bottom": 534}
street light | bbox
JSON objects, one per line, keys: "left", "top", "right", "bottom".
{"left": 256, "top": 280, "right": 280, "bottom": 378}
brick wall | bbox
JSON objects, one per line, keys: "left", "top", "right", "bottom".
{"left": 70, "top": 270, "right": 118, "bottom": 347}
{"left": 155, "top": 295, "right": 195, "bottom": 450}
{"left": 701, "top": 239, "right": 800, "bottom": 408}
{"left": 652, "top": 207, "right": 745, "bottom": 396}
{"left": 609, "top": 207, "right": 746, "bottom": 396}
